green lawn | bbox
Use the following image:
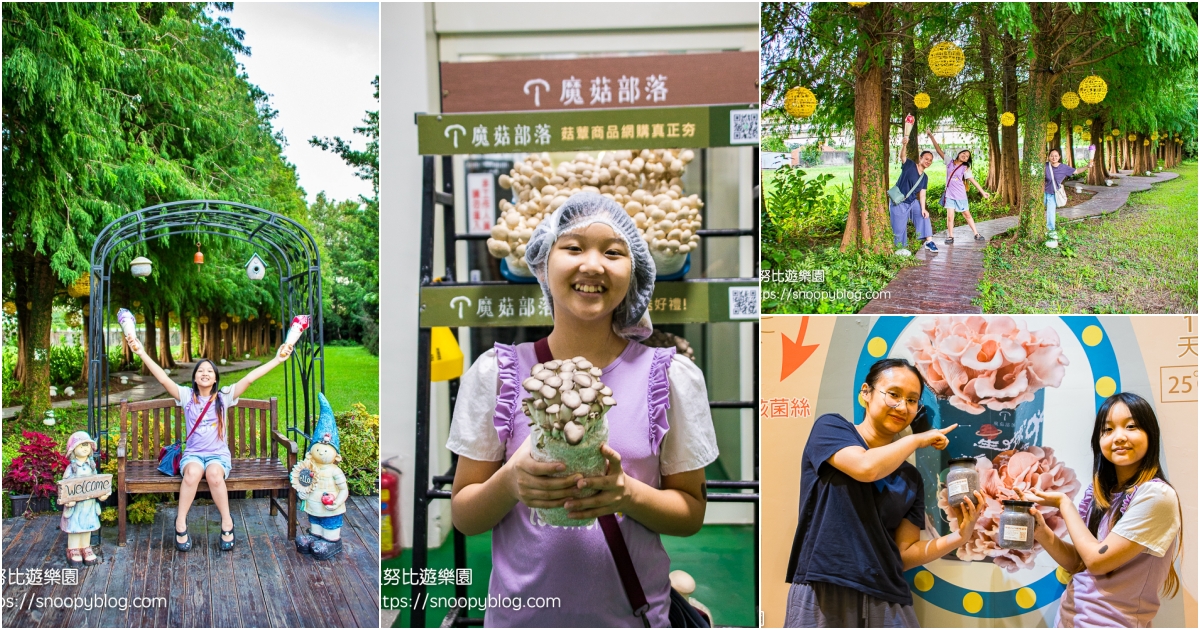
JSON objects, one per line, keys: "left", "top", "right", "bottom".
{"left": 217, "top": 345, "right": 379, "bottom": 413}
{"left": 384, "top": 525, "right": 756, "bottom": 627}
{"left": 763, "top": 160, "right": 949, "bottom": 202}
{"left": 976, "top": 161, "right": 1198, "bottom": 313}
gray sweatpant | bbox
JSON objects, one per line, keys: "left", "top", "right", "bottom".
{"left": 784, "top": 581, "right": 919, "bottom": 628}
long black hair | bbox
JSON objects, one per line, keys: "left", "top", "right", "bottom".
{"left": 190, "top": 359, "right": 225, "bottom": 441}
{"left": 954, "top": 149, "right": 973, "bottom": 169}
{"left": 1087, "top": 391, "right": 1181, "bottom": 595}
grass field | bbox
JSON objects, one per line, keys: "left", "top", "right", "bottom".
{"left": 977, "top": 161, "right": 1198, "bottom": 313}
{"left": 763, "top": 160, "right": 950, "bottom": 203}
{"left": 219, "top": 344, "right": 379, "bottom": 413}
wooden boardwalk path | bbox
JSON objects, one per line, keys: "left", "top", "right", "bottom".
{"left": 861, "top": 169, "right": 1181, "bottom": 314}
{"left": 1, "top": 495, "right": 379, "bottom": 628}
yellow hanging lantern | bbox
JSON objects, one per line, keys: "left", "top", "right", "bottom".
{"left": 132, "top": 300, "right": 141, "bottom": 308}
{"left": 1073, "top": 125, "right": 1083, "bottom": 134}
{"left": 1081, "top": 132, "right": 1091, "bottom": 143}
{"left": 2, "top": 302, "right": 16, "bottom": 315}
{"left": 913, "top": 92, "right": 930, "bottom": 109}
{"left": 232, "top": 315, "right": 241, "bottom": 324}
{"left": 135, "top": 313, "right": 145, "bottom": 324}
{"left": 67, "top": 274, "right": 91, "bottom": 299}
{"left": 220, "top": 321, "right": 229, "bottom": 330}
{"left": 1128, "top": 133, "right": 1137, "bottom": 141}
{"left": 1060, "top": 91, "right": 1080, "bottom": 110}
{"left": 1111, "top": 128, "right": 1120, "bottom": 136}
{"left": 848, "top": 1, "right": 869, "bottom": 6}
{"left": 199, "top": 315, "right": 209, "bottom": 325}
{"left": 784, "top": 87, "right": 817, "bottom": 118}
{"left": 1046, "top": 122, "right": 1058, "bottom": 135}
{"left": 927, "top": 42, "right": 965, "bottom": 77}
{"left": 1000, "top": 112, "right": 1015, "bottom": 127}
{"left": 1151, "top": 132, "right": 1159, "bottom": 141}
{"left": 1078, "top": 76, "right": 1107, "bottom": 104}
{"left": 1143, "top": 139, "right": 1150, "bottom": 146}
{"left": 1084, "top": 119, "right": 1092, "bottom": 126}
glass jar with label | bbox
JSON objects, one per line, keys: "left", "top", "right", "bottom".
{"left": 998, "top": 500, "right": 1036, "bottom": 550}
{"left": 945, "top": 457, "right": 979, "bottom": 508}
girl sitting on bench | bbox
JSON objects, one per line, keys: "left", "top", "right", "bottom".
{"left": 128, "top": 334, "right": 292, "bottom": 552}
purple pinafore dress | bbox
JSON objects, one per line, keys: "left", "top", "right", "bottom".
{"left": 488, "top": 340, "right": 675, "bottom": 627}
{"left": 1057, "top": 480, "right": 1180, "bottom": 627}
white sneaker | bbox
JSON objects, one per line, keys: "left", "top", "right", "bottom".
{"left": 895, "top": 248, "right": 912, "bottom": 257}
{"left": 1045, "top": 239, "right": 1059, "bottom": 249}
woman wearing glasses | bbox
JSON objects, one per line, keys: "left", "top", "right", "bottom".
{"left": 784, "top": 358, "right": 984, "bottom": 627}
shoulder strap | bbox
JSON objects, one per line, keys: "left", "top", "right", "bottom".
{"left": 904, "top": 169, "right": 925, "bottom": 199}
{"left": 948, "top": 163, "right": 965, "bottom": 184}
{"left": 185, "top": 394, "right": 215, "bottom": 443}
{"left": 1047, "top": 161, "right": 1065, "bottom": 189}
{"left": 533, "top": 336, "right": 650, "bottom": 627}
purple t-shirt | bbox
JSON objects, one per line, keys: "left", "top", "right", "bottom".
{"left": 944, "top": 156, "right": 974, "bottom": 200}
{"left": 1044, "top": 162, "right": 1075, "bottom": 194}
{"left": 177, "top": 386, "right": 237, "bottom": 459}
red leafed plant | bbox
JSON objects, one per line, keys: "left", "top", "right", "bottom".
{"left": 3, "top": 431, "right": 68, "bottom": 499}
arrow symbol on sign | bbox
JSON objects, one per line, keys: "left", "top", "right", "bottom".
{"left": 450, "top": 296, "right": 472, "bottom": 318}
{"left": 445, "top": 124, "right": 467, "bottom": 148}
{"left": 524, "top": 79, "right": 551, "bottom": 107}
{"left": 781, "top": 315, "right": 819, "bottom": 381}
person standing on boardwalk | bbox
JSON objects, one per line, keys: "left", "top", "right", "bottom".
{"left": 1044, "top": 148, "right": 1091, "bottom": 247}
{"left": 926, "top": 130, "right": 989, "bottom": 244}
{"left": 887, "top": 150, "right": 937, "bottom": 256}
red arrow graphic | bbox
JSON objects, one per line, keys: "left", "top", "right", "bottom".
{"left": 781, "top": 316, "right": 819, "bottom": 381}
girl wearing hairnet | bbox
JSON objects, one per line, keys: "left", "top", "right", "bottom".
{"left": 447, "top": 193, "right": 719, "bottom": 627}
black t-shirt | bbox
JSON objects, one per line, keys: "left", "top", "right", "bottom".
{"left": 893, "top": 159, "right": 928, "bottom": 204}
{"left": 785, "top": 413, "right": 925, "bottom": 606}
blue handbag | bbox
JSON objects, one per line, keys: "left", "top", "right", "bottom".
{"left": 157, "top": 394, "right": 212, "bottom": 476}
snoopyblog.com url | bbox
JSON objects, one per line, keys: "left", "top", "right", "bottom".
{"left": 1, "top": 594, "right": 166, "bottom": 612}
{"left": 763, "top": 288, "right": 889, "bottom": 302}
{"left": 384, "top": 593, "right": 561, "bottom": 611}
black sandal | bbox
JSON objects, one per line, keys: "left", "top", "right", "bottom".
{"left": 175, "top": 529, "right": 192, "bottom": 552}
{"left": 219, "top": 528, "right": 235, "bottom": 551}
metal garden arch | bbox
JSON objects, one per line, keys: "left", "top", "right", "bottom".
{"left": 86, "top": 200, "right": 325, "bottom": 453}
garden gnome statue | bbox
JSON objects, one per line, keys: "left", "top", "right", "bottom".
{"left": 61, "top": 431, "right": 109, "bottom": 566}
{"left": 291, "top": 393, "right": 349, "bottom": 560}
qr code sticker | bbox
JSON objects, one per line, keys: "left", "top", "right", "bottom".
{"left": 729, "top": 286, "right": 760, "bottom": 319}
{"left": 729, "top": 109, "right": 759, "bottom": 145}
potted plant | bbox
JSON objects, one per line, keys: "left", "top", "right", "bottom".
{"left": 3, "top": 431, "right": 69, "bottom": 516}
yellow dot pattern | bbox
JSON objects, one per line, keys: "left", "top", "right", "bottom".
{"left": 1015, "top": 587, "right": 1037, "bottom": 609}
{"left": 867, "top": 337, "right": 887, "bottom": 357}
{"left": 913, "top": 570, "right": 934, "bottom": 592}
{"left": 1082, "top": 325, "right": 1103, "bottom": 346}
{"left": 962, "top": 591, "right": 983, "bottom": 614}
{"left": 1096, "top": 376, "right": 1116, "bottom": 398}
{"left": 1056, "top": 566, "right": 1072, "bottom": 585}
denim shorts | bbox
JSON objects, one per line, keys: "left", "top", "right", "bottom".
{"left": 944, "top": 197, "right": 970, "bottom": 212}
{"left": 179, "top": 453, "right": 231, "bottom": 479}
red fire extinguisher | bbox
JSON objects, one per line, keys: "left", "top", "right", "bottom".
{"left": 381, "top": 463, "right": 401, "bottom": 560}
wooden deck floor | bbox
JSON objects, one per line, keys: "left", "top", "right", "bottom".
{"left": 1, "top": 495, "right": 380, "bottom": 628}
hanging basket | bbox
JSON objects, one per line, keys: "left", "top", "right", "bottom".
{"left": 927, "top": 42, "right": 965, "bottom": 77}
{"left": 784, "top": 87, "right": 817, "bottom": 118}
{"left": 1045, "top": 122, "right": 1059, "bottom": 135}
{"left": 1060, "top": 91, "right": 1080, "bottom": 110}
{"left": 1000, "top": 112, "right": 1015, "bottom": 127}
{"left": 913, "top": 92, "right": 930, "bottom": 109}
{"left": 1078, "top": 76, "right": 1107, "bottom": 104}
{"left": 67, "top": 274, "right": 91, "bottom": 299}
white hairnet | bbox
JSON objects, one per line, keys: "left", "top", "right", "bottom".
{"left": 524, "top": 192, "right": 655, "bottom": 341}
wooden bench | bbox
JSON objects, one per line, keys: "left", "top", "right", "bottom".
{"left": 117, "top": 396, "right": 298, "bottom": 546}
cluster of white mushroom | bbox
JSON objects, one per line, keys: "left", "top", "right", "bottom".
{"left": 488, "top": 150, "right": 704, "bottom": 273}
{"left": 520, "top": 356, "right": 616, "bottom": 446}
{"left": 644, "top": 330, "right": 696, "bottom": 362}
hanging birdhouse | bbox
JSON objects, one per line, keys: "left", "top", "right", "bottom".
{"left": 927, "top": 42, "right": 965, "bottom": 77}
{"left": 67, "top": 274, "right": 90, "bottom": 299}
{"left": 1046, "top": 122, "right": 1058, "bottom": 135}
{"left": 1000, "top": 112, "right": 1015, "bottom": 127}
{"left": 1073, "top": 125, "right": 1083, "bottom": 134}
{"left": 784, "top": 87, "right": 817, "bottom": 118}
{"left": 130, "top": 256, "right": 152, "bottom": 277}
{"left": 1078, "top": 76, "right": 1107, "bottom": 104}
{"left": 194, "top": 243, "right": 205, "bottom": 265}
{"left": 1060, "top": 92, "right": 1080, "bottom": 110}
{"left": 913, "top": 92, "right": 931, "bottom": 109}
{"left": 245, "top": 253, "right": 267, "bottom": 280}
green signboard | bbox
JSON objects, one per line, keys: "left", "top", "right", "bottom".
{"left": 420, "top": 279, "right": 759, "bottom": 328}
{"left": 417, "top": 105, "right": 758, "bottom": 155}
